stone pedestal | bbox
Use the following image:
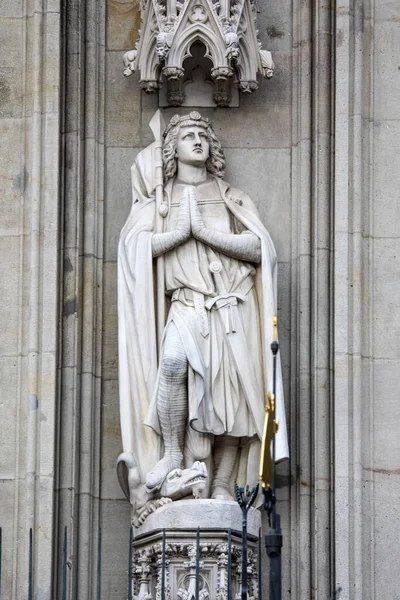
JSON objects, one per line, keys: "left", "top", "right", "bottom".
{"left": 133, "top": 500, "right": 261, "bottom": 600}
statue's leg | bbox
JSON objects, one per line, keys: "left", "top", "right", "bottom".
{"left": 145, "top": 323, "right": 188, "bottom": 491}
{"left": 211, "top": 435, "right": 239, "bottom": 500}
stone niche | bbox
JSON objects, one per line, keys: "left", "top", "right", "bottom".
{"left": 122, "top": 0, "right": 275, "bottom": 107}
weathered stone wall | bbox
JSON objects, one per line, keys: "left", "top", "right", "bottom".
{"left": 0, "top": 3, "right": 61, "bottom": 599}
{"left": 334, "top": 2, "right": 400, "bottom": 598}
{"left": 0, "top": 1, "right": 399, "bottom": 599}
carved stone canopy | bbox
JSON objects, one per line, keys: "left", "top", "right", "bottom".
{"left": 123, "top": 0, "right": 275, "bottom": 107}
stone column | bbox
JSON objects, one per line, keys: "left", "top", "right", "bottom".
{"left": 334, "top": 1, "right": 400, "bottom": 598}
{"left": 53, "top": 1, "right": 106, "bottom": 598}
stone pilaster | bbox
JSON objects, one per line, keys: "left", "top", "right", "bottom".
{"left": 0, "top": 3, "right": 61, "bottom": 599}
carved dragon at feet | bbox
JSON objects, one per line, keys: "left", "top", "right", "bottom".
{"left": 117, "top": 453, "right": 208, "bottom": 526}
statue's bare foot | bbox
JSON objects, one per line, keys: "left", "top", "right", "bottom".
{"left": 211, "top": 486, "right": 233, "bottom": 501}
{"left": 145, "top": 454, "right": 183, "bottom": 491}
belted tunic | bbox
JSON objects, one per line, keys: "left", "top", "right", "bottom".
{"left": 150, "top": 178, "right": 264, "bottom": 439}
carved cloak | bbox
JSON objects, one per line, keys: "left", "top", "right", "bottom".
{"left": 118, "top": 144, "right": 289, "bottom": 487}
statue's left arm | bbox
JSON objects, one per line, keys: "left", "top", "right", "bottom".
{"left": 189, "top": 190, "right": 261, "bottom": 263}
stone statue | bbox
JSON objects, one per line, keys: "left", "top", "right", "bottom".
{"left": 117, "top": 112, "right": 288, "bottom": 523}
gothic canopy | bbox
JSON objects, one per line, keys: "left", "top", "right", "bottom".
{"left": 123, "top": 0, "right": 275, "bottom": 106}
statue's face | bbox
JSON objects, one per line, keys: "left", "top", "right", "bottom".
{"left": 176, "top": 126, "right": 210, "bottom": 167}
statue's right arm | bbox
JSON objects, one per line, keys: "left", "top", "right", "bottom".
{"left": 151, "top": 189, "right": 191, "bottom": 257}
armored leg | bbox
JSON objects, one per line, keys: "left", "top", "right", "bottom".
{"left": 145, "top": 323, "right": 188, "bottom": 491}
{"left": 211, "top": 435, "right": 239, "bottom": 500}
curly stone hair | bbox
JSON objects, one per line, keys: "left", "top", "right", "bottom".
{"left": 163, "top": 119, "right": 226, "bottom": 183}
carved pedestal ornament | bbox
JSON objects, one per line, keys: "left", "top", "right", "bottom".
{"left": 131, "top": 501, "right": 261, "bottom": 600}
{"left": 122, "top": 0, "right": 275, "bottom": 106}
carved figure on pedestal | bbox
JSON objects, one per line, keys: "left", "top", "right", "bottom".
{"left": 117, "top": 112, "right": 288, "bottom": 524}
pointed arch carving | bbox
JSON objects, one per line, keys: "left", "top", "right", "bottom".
{"left": 166, "top": 23, "right": 227, "bottom": 67}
